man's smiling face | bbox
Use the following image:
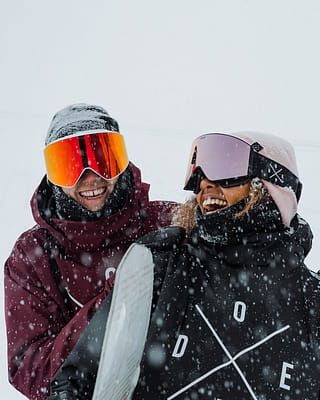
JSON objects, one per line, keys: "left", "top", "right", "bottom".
{"left": 62, "top": 169, "right": 118, "bottom": 211}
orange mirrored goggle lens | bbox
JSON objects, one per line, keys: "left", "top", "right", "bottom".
{"left": 44, "top": 132, "right": 129, "bottom": 187}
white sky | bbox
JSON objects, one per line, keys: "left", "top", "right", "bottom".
{"left": 1, "top": 1, "right": 320, "bottom": 398}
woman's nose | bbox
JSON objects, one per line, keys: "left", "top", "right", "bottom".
{"left": 199, "top": 178, "right": 218, "bottom": 191}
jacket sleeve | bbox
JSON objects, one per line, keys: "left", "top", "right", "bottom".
{"left": 303, "top": 269, "right": 320, "bottom": 340}
{"left": 143, "top": 200, "right": 178, "bottom": 233}
{"left": 47, "top": 294, "right": 112, "bottom": 400}
{"left": 302, "top": 270, "right": 320, "bottom": 400}
{"left": 4, "top": 236, "right": 109, "bottom": 400}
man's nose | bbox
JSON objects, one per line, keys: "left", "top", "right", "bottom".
{"left": 79, "top": 169, "right": 101, "bottom": 183}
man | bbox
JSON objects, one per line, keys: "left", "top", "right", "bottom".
{"left": 4, "top": 103, "right": 176, "bottom": 400}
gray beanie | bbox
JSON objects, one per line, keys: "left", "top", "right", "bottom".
{"left": 45, "top": 103, "right": 119, "bottom": 146}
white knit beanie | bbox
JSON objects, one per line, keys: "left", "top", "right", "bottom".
{"left": 234, "top": 132, "right": 300, "bottom": 227}
{"left": 45, "top": 103, "right": 119, "bottom": 146}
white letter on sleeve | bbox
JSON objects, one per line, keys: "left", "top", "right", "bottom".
{"left": 105, "top": 267, "right": 116, "bottom": 280}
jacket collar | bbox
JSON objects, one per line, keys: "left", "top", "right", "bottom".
{"left": 188, "top": 200, "right": 312, "bottom": 270}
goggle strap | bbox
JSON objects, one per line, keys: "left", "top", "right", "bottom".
{"left": 183, "top": 166, "right": 205, "bottom": 193}
{"left": 249, "top": 143, "right": 302, "bottom": 200}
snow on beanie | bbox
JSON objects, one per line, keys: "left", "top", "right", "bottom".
{"left": 45, "top": 103, "right": 119, "bottom": 146}
{"left": 234, "top": 131, "right": 300, "bottom": 227}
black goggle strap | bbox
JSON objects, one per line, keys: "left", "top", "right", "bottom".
{"left": 249, "top": 142, "right": 302, "bottom": 202}
{"left": 184, "top": 166, "right": 205, "bottom": 193}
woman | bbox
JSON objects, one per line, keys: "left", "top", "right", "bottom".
{"left": 133, "top": 132, "right": 320, "bottom": 399}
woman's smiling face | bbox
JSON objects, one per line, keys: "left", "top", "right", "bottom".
{"left": 196, "top": 178, "right": 250, "bottom": 215}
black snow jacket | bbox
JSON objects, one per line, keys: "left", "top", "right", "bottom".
{"left": 48, "top": 200, "right": 320, "bottom": 400}
{"left": 133, "top": 200, "right": 320, "bottom": 399}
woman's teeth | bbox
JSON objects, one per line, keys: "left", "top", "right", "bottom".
{"left": 80, "top": 187, "right": 106, "bottom": 198}
{"left": 203, "top": 198, "right": 227, "bottom": 208}
{"left": 203, "top": 197, "right": 228, "bottom": 213}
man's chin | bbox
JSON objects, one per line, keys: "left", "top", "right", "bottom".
{"left": 79, "top": 194, "right": 108, "bottom": 212}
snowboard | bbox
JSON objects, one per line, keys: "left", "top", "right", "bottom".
{"left": 92, "top": 243, "right": 154, "bottom": 400}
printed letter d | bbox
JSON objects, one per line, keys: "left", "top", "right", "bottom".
{"left": 172, "top": 335, "right": 189, "bottom": 358}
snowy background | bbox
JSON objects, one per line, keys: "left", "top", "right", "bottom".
{"left": 1, "top": 1, "right": 320, "bottom": 398}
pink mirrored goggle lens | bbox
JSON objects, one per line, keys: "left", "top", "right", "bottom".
{"left": 184, "top": 133, "right": 251, "bottom": 190}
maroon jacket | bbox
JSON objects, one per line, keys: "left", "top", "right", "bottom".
{"left": 4, "top": 163, "right": 176, "bottom": 400}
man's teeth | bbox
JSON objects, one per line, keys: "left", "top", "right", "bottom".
{"left": 203, "top": 198, "right": 227, "bottom": 208}
{"left": 80, "top": 187, "right": 106, "bottom": 198}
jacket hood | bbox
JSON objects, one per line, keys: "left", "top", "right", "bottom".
{"left": 31, "top": 162, "right": 149, "bottom": 253}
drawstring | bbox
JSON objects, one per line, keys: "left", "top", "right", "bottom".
{"left": 138, "top": 199, "right": 146, "bottom": 236}
{"left": 44, "top": 229, "right": 75, "bottom": 319}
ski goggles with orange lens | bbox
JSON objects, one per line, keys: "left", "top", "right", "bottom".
{"left": 184, "top": 133, "right": 302, "bottom": 201}
{"left": 44, "top": 130, "right": 129, "bottom": 187}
